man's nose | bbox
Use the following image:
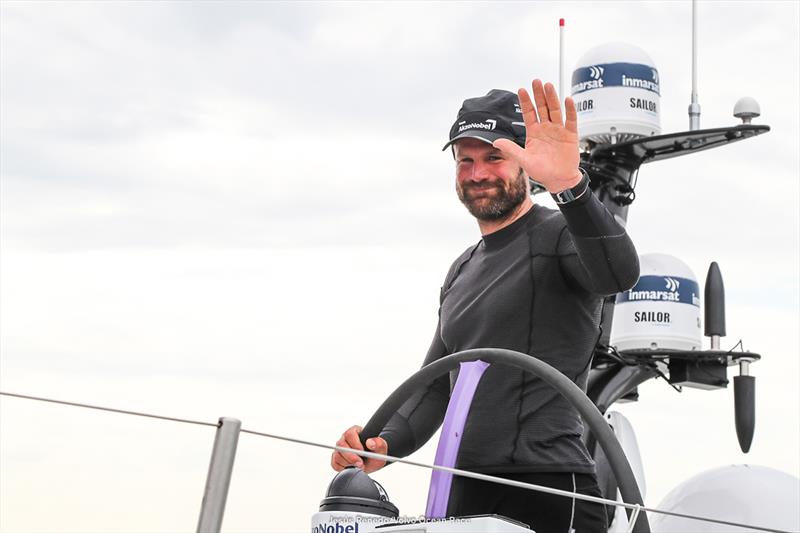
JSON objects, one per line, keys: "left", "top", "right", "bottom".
{"left": 469, "top": 161, "right": 492, "bottom": 182}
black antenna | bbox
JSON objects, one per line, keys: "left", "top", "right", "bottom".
{"left": 705, "top": 261, "right": 755, "bottom": 453}
{"left": 704, "top": 261, "right": 726, "bottom": 347}
{"left": 734, "top": 373, "right": 756, "bottom": 453}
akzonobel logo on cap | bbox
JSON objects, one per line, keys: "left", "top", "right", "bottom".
{"left": 457, "top": 119, "right": 497, "bottom": 132}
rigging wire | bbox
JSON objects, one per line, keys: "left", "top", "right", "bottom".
{"left": 0, "top": 390, "right": 791, "bottom": 533}
{"left": 0, "top": 391, "right": 218, "bottom": 428}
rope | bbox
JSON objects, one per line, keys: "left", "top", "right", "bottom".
{"left": 0, "top": 391, "right": 791, "bottom": 533}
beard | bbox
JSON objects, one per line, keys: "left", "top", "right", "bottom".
{"left": 456, "top": 169, "right": 529, "bottom": 221}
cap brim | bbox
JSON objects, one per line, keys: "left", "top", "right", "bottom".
{"left": 441, "top": 131, "right": 512, "bottom": 151}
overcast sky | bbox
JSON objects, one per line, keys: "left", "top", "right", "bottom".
{"left": 1, "top": 1, "right": 798, "bottom": 532}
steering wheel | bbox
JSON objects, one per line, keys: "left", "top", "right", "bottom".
{"left": 359, "top": 348, "right": 650, "bottom": 533}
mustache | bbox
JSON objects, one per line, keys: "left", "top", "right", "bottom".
{"left": 461, "top": 180, "right": 506, "bottom": 192}
{"left": 460, "top": 181, "right": 506, "bottom": 198}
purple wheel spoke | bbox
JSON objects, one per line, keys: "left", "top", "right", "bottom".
{"left": 425, "top": 360, "right": 490, "bottom": 518}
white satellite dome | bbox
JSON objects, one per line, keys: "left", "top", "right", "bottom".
{"left": 651, "top": 465, "right": 800, "bottom": 532}
{"left": 571, "top": 42, "right": 661, "bottom": 146}
{"left": 611, "top": 253, "right": 702, "bottom": 352}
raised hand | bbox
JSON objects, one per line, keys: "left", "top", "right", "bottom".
{"left": 493, "top": 79, "right": 582, "bottom": 194}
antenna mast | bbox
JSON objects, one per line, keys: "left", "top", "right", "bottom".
{"left": 688, "top": 0, "right": 701, "bottom": 130}
{"left": 559, "top": 18, "right": 566, "bottom": 100}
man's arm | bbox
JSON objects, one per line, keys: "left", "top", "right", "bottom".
{"left": 332, "top": 250, "right": 475, "bottom": 473}
{"left": 491, "top": 78, "right": 638, "bottom": 295}
{"left": 556, "top": 187, "right": 640, "bottom": 295}
{"left": 330, "top": 322, "right": 450, "bottom": 473}
{"left": 378, "top": 319, "right": 451, "bottom": 459}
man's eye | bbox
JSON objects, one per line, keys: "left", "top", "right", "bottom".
{"left": 488, "top": 155, "right": 503, "bottom": 161}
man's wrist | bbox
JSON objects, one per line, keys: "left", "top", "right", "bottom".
{"left": 551, "top": 168, "right": 590, "bottom": 205}
{"left": 547, "top": 169, "right": 583, "bottom": 194}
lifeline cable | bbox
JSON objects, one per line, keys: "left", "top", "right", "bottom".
{"left": 0, "top": 391, "right": 791, "bottom": 533}
{"left": 315, "top": 443, "right": 788, "bottom": 533}
{"left": 0, "top": 391, "right": 218, "bottom": 428}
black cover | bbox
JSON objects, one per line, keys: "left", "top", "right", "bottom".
{"left": 319, "top": 467, "right": 398, "bottom": 517}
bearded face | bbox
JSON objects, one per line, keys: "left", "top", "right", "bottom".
{"left": 457, "top": 167, "right": 529, "bottom": 221}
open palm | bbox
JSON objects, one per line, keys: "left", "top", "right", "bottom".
{"left": 494, "top": 79, "right": 582, "bottom": 194}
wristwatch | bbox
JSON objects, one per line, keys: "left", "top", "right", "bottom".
{"left": 551, "top": 168, "right": 591, "bottom": 205}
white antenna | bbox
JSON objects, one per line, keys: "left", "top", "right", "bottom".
{"left": 688, "top": 0, "right": 701, "bottom": 130}
{"left": 559, "top": 18, "right": 566, "bottom": 100}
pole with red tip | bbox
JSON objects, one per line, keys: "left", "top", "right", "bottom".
{"left": 559, "top": 18, "right": 566, "bottom": 100}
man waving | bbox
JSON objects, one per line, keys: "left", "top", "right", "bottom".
{"left": 332, "top": 79, "right": 639, "bottom": 533}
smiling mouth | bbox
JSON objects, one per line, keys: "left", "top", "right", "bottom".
{"left": 465, "top": 185, "right": 502, "bottom": 198}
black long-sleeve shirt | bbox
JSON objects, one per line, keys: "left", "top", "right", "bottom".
{"left": 378, "top": 188, "right": 639, "bottom": 474}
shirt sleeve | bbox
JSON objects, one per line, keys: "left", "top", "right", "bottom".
{"left": 377, "top": 318, "right": 451, "bottom": 460}
{"left": 556, "top": 189, "right": 640, "bottom": 296}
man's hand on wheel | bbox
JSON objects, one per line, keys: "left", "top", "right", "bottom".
{"left": 493, "top": 79, "right": 582, "bottom": 194}
{"left": 331, "top": 425, "right": 388, "bottom": 474}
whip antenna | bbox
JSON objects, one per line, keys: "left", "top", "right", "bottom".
{"left": 559, "top": 18, "right": 566, "bottom": 100}
{"left": 688, "top": 0, "right": 701, "bottom": 130}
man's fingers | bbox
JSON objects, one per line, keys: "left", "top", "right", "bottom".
{"left": 532, "top": 79, "right": 550, "bottom": 122}
{"left": 342, "top": 427, "right": 367, "bottom": 466}
{"left": 336, "top": 437, "right": 363, "bottom": 467}
{"left": 343, "top": 428, "right": 365, "bottom": 451}
{"left": 493, "top": 138, "right": 525, "bottom": 163}
{"left": 333, "top": 452, "right": 358, "bottom": 471}
{"left": 331, "top": 425, "right": 367, "bottom": 472}
{"left": 346, "top": 425, "right": 363, "bottom": 435}
{"left": 366, "top": 437, "right": 388, "bottom": 454}
{"left": 363, "top": 437, "right": 389, "bottom": 474}
{"left": 331, "top": 452, "right": 348, "bottom": 471}
{"left": 544, "top": 83, "right": 562, "bottom": 124}
{"left": 517, "top": 88, "right": 539, "bottom": 130}
{"left": 564, "top": 96, "right": 578, "bottom": 133}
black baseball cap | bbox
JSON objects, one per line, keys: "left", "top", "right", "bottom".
{"left": 442, "top": 89, "right": 526, "bottom": 151}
